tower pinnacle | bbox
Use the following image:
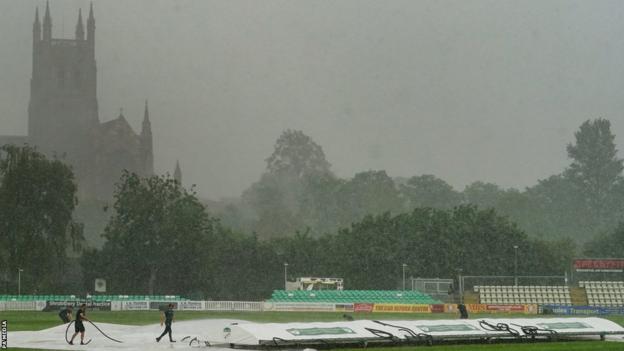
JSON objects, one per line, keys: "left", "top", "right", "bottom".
{"left": 143, "top": 100, "right": 150, "bottom": 122}
{"left": 33, "top": 7, "right": 41, "bottom": 42}
{"left": 76, "top": 9, "right": 84, "bottom": 40}
{"left": 43, "top": 0, "right": 51, "bottom": 41}
{"left": 87, "top": 2, "right": 95, "bottom": 45}
{"left": 174, "top": 160, "right": 182, "bottom": 185}
{"left": 141, "top": 100, "right": 152, "bottom": 137}
{"left": 141, "top": 100, "right": 154, "bottom": 176}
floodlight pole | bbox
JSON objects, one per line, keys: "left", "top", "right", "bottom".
{"left": 18, "top": 268, "right": 23, "bottom": 296}
{"left": 283, "top": 263, "right": 288, "bottom": 290}
{"left": 402, "top": 263, "right": 407, "bottom": 291}
{"left": 513, "top": 245, "right": 519, "bottom": 286}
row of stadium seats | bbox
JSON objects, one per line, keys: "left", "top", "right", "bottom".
{"left": 583, "top": 281, "right": 624, "bottom": 307}
{"left": 580, "top": 281, "right": 624, "bottom": 288}
{"left": 269, "top": 290, "right": 441, "bottom": 304}
{"left": 475, "top": 285, "right": 568, "bottom": 293}
{"left": 476, "top": 286, "right": 571, "bottom": 306}
{"left": 0, "top": 294, "right": 78, "bottom": 301}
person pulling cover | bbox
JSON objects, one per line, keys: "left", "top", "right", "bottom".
{"left": 69, "top": 304, "right": 90, "bottom": 345}
{"left": 156, "top": 303, "right": 176, "bottom": 342}
{"left": 59, "top": 305, "right": 73, "bottom": 323}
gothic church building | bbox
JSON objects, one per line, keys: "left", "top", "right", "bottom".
{"left": 0, "top": 3, "right": 154, "bottom": 199}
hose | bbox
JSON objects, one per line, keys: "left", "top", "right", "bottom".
{"left": 64, "top": 321, "right": 91, "bottom": 345}
{"left": 510, "top": 323, "right": 557, "bottom": 338}
{"left": 478, "top": 320, "right": 520, "bottom": 337}
{"left": 87, "top": 320, "right": 123, "bottom": 343}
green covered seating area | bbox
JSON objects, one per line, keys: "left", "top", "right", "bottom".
{"left": 269, "top": 290, "right": 441, "bottom": 304}
{"left": 0, "top": 295, "right": 78, "bottom": 301}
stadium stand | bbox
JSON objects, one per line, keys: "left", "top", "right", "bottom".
{"left": 475, "top": 285, "right": 571, "bottom": 305}
{"left": 581, "top": 281, "right": 624, "bottom": 307}
{"left": 268, "top": 290, "right": 441, "bottom": 304}
{"left": 0, "top": 295, "right": 78, "bottom": 301}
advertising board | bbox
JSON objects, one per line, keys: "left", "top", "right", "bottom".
{"left": 573, "top": 259, "right": 624, "bottom": 272}
{"left": 372, "top": 304, "right": 431, "bottom": 313}
{"left": 42, "top": 300, "right": 111, "bottom": 312}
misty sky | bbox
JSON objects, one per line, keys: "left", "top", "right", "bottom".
{"left": 2, "top": 0, "right": 624, "bottom": 199}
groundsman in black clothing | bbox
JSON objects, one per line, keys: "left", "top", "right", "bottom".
{"left": 69, "top": 303, "right": 90, "bottom": 345}
{"left": 156, "top": 303, "right": 176, "bottom": 342}
{"left": 457, "top": 303, "right": 469, "bottom": 319}
{"left": 58, "top": 305, "right": 73, "bottom": 323}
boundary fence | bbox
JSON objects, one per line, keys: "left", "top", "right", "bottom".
{"left": 3, "top": 300, "right": 624, "bottom": 315}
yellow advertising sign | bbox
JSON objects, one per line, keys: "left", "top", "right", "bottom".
{"left": 372, "top": 304, "right": 431, "bottom": 313}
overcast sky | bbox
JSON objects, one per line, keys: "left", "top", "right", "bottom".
{"left": 2, "top": 0, "right": 624, "bottom": 199}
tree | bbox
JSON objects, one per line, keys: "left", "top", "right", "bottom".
{"left": 242, "top": 173, "right": 304, "bottom": 238}
{"left": 400, "top": 174, "right": 461, "bottom": 209}
{"left": 336, "top": 170, "right": 403, "bottom": 227}
{"left": 584, "top": 222, "right": 624, "bottom": 258}
{"left": 0, "top": 145, "right": 83, "bottom": 293}
{"left": 524, "top": 175, "right": 590, "bottom": 241}
{"left": 565, "top": 118, "right": 624, "bottom": 221}
{"left": 266, "top": 129, "right": 332, "bottom": 178}
{"left": 328, "top": 205, "right": 570, "bottom": 290}
{"left": 243, "top": 130, "right": 335, "bottom": 238}
{"left": 98, "top": 172, "right": 213, "bottom": 294}
{"left": 298, "top": 173, "right": 344, "bottom": 234}
{"left": 463, "top": 181, "right": 504, "bottom": 209}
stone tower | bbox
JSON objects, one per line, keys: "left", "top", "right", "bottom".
{"left": 28, "top": 2, "right": 99, "bottom": 193}
{"left": 20, "top": 2, "right": 155, "bottom": 199}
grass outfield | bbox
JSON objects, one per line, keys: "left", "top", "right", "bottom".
{"left": 3, "top": 311, "right": 624, "bottom": 350}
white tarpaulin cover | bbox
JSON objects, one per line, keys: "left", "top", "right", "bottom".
{"left": 6, "top": 317, "right": 624, "bottom": 350}
{"left": 482, "top": 317, "right": 624, "bottom": 336}
{"left": 222, "top": 317, "right": 624, "bottom": 347}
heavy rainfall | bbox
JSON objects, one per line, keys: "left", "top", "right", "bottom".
{"left": 1, "top": 1, "right": 624, "bottom": 349}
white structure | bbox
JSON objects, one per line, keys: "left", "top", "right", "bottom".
{"left": 289, "top": 277, "right": 344, "bottom": 291}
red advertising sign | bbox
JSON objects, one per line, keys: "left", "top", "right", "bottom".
{"left": 464, "top": 304, "right": 537, "bottom": 314}
{"left": 353, "top": 303, "right": 374, "bottom": 313}
{"left": 430, "top": 304, "right": 445, "bottom": 313}
{"left": 486, "top": 304, "right": 525, "bottom": 312}
{"left": 574, "top": 259, "right": 624, "bottom": 272}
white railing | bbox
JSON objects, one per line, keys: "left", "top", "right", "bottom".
{"left": 0, "top": 300, "right": 46, "bottom": 311}
{"left": 203, "top": 301, "right": 264, "bottom": 312}
{"left": 112, "top": 300, "right": 266, "bottom": 311}
{"left": 0, "top": 300, "right": 333, "bottom": 312}
{"left": 268, "top": 302, "right": 336, "bottom": 312}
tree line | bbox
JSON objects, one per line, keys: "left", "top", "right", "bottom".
{"left": 226, "top": 119, "right": 624, "bottom": 244}
{"left": 84, "top": 173, "right": 575, "bottom": 299}
{"left": 1, "top": 118, "right": 623, "bottom": 297}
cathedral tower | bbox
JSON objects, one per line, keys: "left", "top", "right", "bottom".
{"left": 28, "top": 2, "right": 99, "bottom": 193}
{"left": 10, "top": 3, "right": 159, "bottom": 200}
